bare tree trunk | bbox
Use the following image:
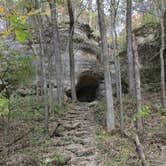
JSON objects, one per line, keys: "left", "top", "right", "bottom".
{"left": 126, "top": 0, "right": 134, "bottom": 95}
{"left": 30, "top": 0, "right": 42, "bottom": 101}
{"left": 39, "top": 24, "right": 49, "bottom": 131}
{"left": 48, "top": 52, "right": 54, "bottom": 113}
{"left": 133, "top": 34, "right": 143, "bottom": 130}
{"left": 49, "top": 0, "right": 64, "bottom": 105}
{"left": 110, "top": 0, "right": 124, "bottom": 135}
{"left": 35, "top": 0, "right": 49, "bottom": 130}
{"left": 97, "top": 0, "right": 115, "bottom": 132}
{"left": 160, "top": 0, "right": 166, "bottom": 108}
{"left": 67, "top": 0, "right": 77, "bottom": 103}
{"left": 117, "top": 56, "right": 124, "bottom": 135}
{"left": 88, "top": 0, "right": 92, "bottom": 27}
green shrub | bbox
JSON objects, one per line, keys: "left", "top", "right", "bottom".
{"left": 10, "top": 95, "right": 44, "bottom": 121}
{"left": 91, "top": 99, "right": 106, "bottom": 126}
{"left": 53, "top": 104, "right": 67, "bottom": 117}
{"left": 133, "top": 104, "right": 151, "bottom": 121}
{"left": 0, "top": 95, "right": 9, "bottom": 116}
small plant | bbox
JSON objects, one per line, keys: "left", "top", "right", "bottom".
{"left": 133, "top": 104, "right": 151, "bottom": 120}
{"left": 0, "top": 95, "right": 9, "bottom": 116}
{"left": 53, "top": 104, "right": 67, "bottom": 117}
{"left": 10, "top": 95, "right": 44, "bottom": 121}
{"left": 160, "top": 108, "right": 166, "bottom": 116}
{"left": 53, "top": 152, "right": 65, "bottom": 166}
{"left": 45, "top": 152, "right": 65, "bottom": 166}
{"left": 104, "top": 163, "right": 112, "bottom": 166}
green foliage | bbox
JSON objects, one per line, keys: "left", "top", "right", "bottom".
{"left": 45, "top": 152, "right": 65, "bottom": 166}
{"left": 10, "top": 15, "right": 32, "bottom": 43}
{"left": 53, "top": 104, "right": 67, "bottom": 117}
{"left": 117, "top": 28, "right": 126, "bottom": 50}
{"left": 10, "top": 95, "right": 44, "bottom": 121}
{"left": 0, "top": 94, "right": 9, "bottom": 116}
{"left": 160, "top": 107, "right": 166, "bottom": 115}
{"left": 0, "top": 49, "right": 35, "bottom": 89}
{"left": 141, "top": 13, "right": 158, "bottom": 25}
{"left": 6, "top": 55, "right": 35, "bottom": 86}
{"left": 91, "top": 99, "right": 106, "bottom": 126}
{"left": 133, "top": 104, "right": 151, "bottom": 121}
{"left": 53, "top": 152, "right": 65, "bottom": 166}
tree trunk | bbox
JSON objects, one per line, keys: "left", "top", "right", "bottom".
{"left": 160, "top": 0, "right": 166, "bottom": 108}
{"left": 97, "top": 0, "right": 115, "bottom": 132}
{"left": 110, "top": 0, "right": 124, "bottom": 135}
{"left": 133, "top": 34, "right": 143, "bottom": 130}
{"left": 48, "top": 51, "right": 54, "bottom": 113}
{"left": 88, "top": 0, "right": 92, "bottom": 27}
{"left": 49, "top": 0, "right": 64, "bottom": 105}
{"left": 126, "top": 0, "right": 134, "bottom": 95}
{"left": 39, "top": 23, "right": 49, "bottom": 131}
{"left": 67, "top": 0, "right": 77, "bottom": 102}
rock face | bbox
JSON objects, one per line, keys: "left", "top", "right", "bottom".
{"left": 59, "top": 23, "right": 104, "bottom": 101}
{"left": 120, "top": 22, "right": 166, "bottom": 91}
{"left": 0, "top": 23, "right": 119, "bottom": 100}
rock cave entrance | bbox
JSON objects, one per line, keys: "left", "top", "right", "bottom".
{"left": 76, "top": 72, "right": 102, "bottom": 102}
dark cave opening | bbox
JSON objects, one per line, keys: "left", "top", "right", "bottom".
{"left": 76, "top": 72, "right": 102, "bottom": 102}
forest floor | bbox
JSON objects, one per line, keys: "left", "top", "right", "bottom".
{"left": 0, "top": 92, "right": 166, "bottom": 166}
{"left": 93, "top": 92, "right": 166, "bottom": 166}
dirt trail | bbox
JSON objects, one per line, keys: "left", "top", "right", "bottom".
{"left": 51, "top": 102, "right": 98, "bottom": 166}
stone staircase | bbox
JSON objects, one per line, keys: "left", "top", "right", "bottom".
{"left": 50, "top": 103, "right": 98, "bottom": 166}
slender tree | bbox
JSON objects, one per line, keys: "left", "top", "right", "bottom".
{"left": 110, "top": 0, "right": 124, "bottom": 135}
{"left": 159, "top": 0, "right": 166, "bottom": 107}
{"left": 67, "top": 0, "right": 77, "bottom": 102}
{"left": 126, "top": 0, "right": 134, "bottom": 95}
{"left": 97, "top": 0, "right": 115, "bottom": 131}
{"left": 38, "top": 1, "right": 49, "bottom": 130}
{"left": 48, "top": 0, "right": 64, "bottom": 106}
{"left": 88, "top": 0, "right": 93, "bottom": 27}
{"left": 133, "top": 34, "right": 143, "bottom": 130}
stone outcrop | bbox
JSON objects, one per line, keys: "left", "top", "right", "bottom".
{"left": 0, "top": 23, "right": 106, "bottom": 101}
{"left": 120, "top": 22, "right": 166, "bottom": 91}
{"left": 59, "top": 23, "right": 104, "bottom": 100}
